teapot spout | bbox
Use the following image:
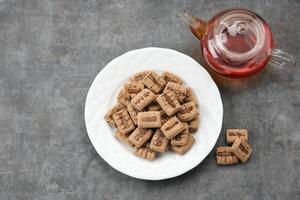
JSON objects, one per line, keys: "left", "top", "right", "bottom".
{"left": 178, "top": 10, "right": 207, "bottom": 40}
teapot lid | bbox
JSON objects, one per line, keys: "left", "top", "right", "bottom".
{"left": 212, "top": 9, "right": 267, "bottom": 63}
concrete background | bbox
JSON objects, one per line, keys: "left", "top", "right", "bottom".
{"left": 0, "top": 0, "right": 299, "bottom": 199}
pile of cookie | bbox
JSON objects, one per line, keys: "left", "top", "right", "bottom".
{"left": 216, "top": 129, "right": 252, "bottom": 165}
{"left": 105, "top": 71, "right": 200, "bottom": 160}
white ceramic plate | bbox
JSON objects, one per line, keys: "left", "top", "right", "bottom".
{"left": 85, "top": 47, "right": 223, "bottom": 180}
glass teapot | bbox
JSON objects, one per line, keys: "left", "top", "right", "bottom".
{"left": 179, "top": 8, "right": 295, "bottom": 78}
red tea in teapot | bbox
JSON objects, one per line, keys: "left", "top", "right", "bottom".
{"left": 180, "top": 8, "right": 293, "bottom": 78}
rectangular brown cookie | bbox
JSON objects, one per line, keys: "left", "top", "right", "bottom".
{"left": 117, "top": 88, "right": 131, "bottom": 106}
{"left": 171, "top": 134, "right": 195, "bottom": 154}
{"left": 231, "top": 138, "right": 252, "bottom": 163}
{"left": 161, "top": 117, "right": 185, "bottom": 139}
{"left": 131, "top": 89, "right": 156, "bottom": 111}
{"left": 130, "top": 71, "right": 151, "bottom": 83}
{"left": 115, "top": 130, "right": 133, "bottom": 147}
{"left": 124, "top": 82, "right": 144, "bottom": 96}
{"left": 161, "top": 71, "right": 183, "bottom": 84}
{"left": 137, "top": 111, "right": 161, "bottom": 128}
{"left": 150, "top": 129, "right": 169, "bottom": 153}
{"left": 128, "top": 128, "right": 153, "bottom": 148}
{"left": 164, "top": 82, "right": 187, "bottom": 102}
{"left": 177, "top": 102, "right": 199, "bottom": 122}
{"left": 113, "top": 110, "right": 135, "bottom": 135}
{"left": 135, "top": 143, "right": 156, "bottom": 160}
{"left": 226, "top": 129, "right": 248, "bottom": 144}
{"left": 216, "top": 147, "right": 238, "bottom": 165}
{"left": 126, "top": 103, "right": 139, "bottom": 125}
{"left": 183, "top": 87, "right": 198, "bottom": 106}
{"left": 142, "top": 71, "right": 166, "bottom": 94}
{"left": 156, "top": 90, "right": 181, "bottom": 116}
{"left": 104, "top": 103, "right": 126, "bottom": 127}
{"left": 171, "top": 123, "right": 189, "bottom": 146}
{"left": 188, "top": 117, "right": 199, "bottom": 133}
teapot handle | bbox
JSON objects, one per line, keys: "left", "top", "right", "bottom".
{"left": 268, "top": 48, "right": 295, "bottom": 69}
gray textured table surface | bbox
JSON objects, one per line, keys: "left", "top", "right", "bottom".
{"left": 0, "top": 0, "right": 299, "bottom": 200}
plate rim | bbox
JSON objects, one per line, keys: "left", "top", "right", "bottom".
{"left": 84, "top": 47, "right": 223, "bottom": 180}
